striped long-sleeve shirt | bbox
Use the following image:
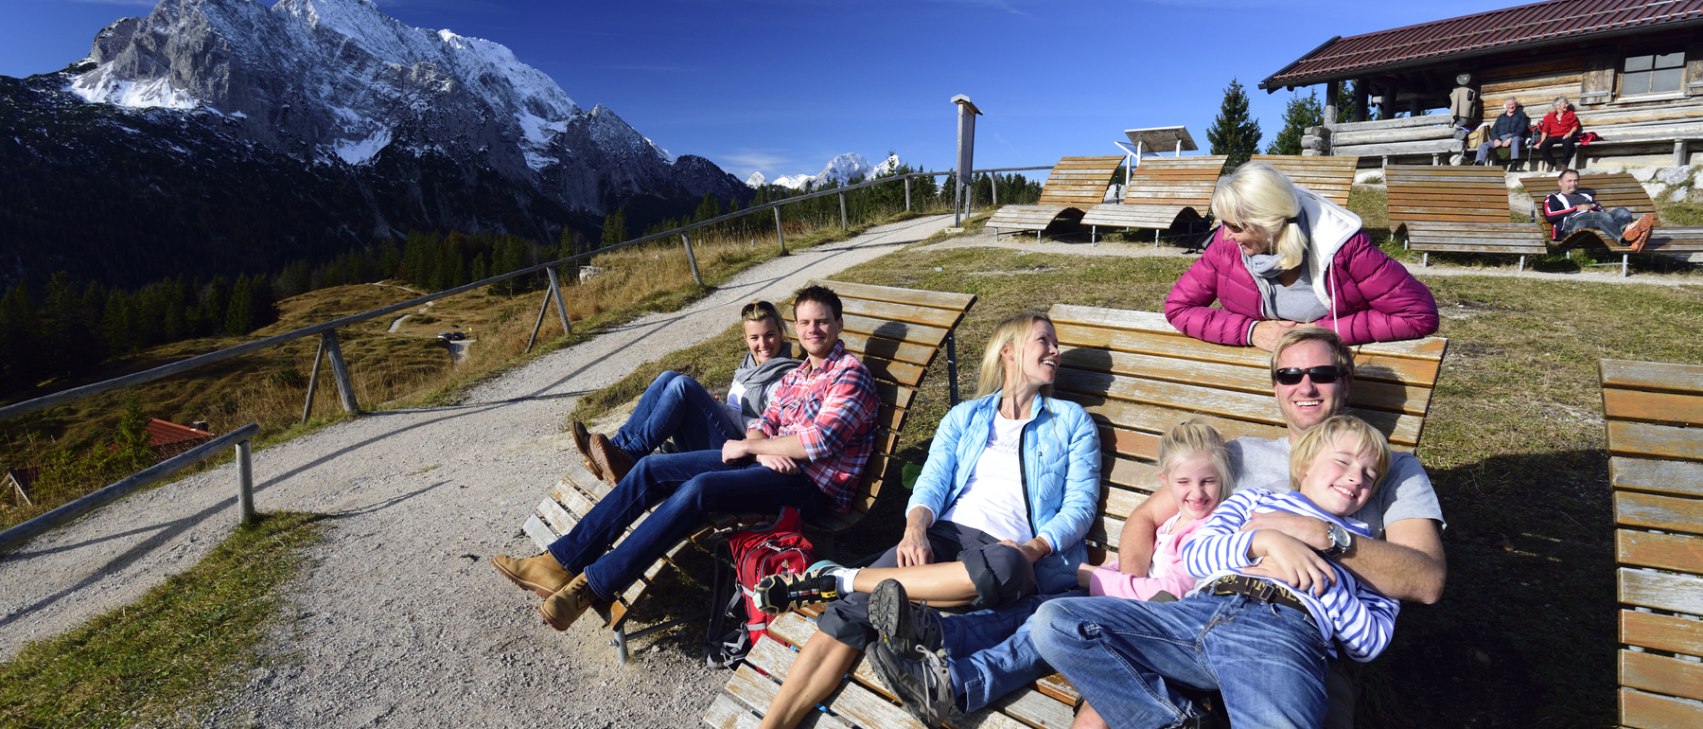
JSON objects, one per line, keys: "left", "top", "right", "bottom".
{"left": 757, "top": 340, "right": 879, "bottom": 512}
{"left": 1181, "top": 489, "right": 1401, "bottom": 663}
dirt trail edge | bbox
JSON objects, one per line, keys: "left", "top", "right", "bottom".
{"left": 0, "top": 214, "right": 954, "bottom": 728}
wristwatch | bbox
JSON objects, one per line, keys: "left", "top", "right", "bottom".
{"left": 1322, "top": 522, "right": 1353, "bottom": 558}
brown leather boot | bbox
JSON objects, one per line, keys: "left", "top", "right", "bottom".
{"left": 491, "top": 553, "right": 573, "bottom": 598}
{"left": 539, "top": 574, "right": 601, "bottom": 631}
{"left": 570, "top": 421, "right": 604, "bottom": 480}
{"left": 589, "top": 433, "right": 635, "bottom": 485}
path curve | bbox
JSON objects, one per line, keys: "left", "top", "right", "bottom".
{"left": 0, "top": 214, "right": 954, "bottom": 728}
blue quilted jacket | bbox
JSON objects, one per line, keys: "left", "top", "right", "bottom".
{"left": 908, "top": 392, "right": 1102, "bottom": 593}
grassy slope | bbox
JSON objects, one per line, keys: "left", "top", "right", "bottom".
{"left": 595, "top": 240, "right": 1702, "bottom": 727}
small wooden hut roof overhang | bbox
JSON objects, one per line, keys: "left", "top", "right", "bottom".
{"left": 1260, "top": 0, "right": 1703, "bottom": 94}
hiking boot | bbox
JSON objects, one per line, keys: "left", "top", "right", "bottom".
{"left": 1623, "top": 214, "right": 1655, "bottom": 250}
{"left": 869, "top": 578, "right": 944, "bottom": 658}
{"left": 539, "top": 573, "right": 601, "bottom": 631}
{"left": 491, "top": 552, "right": 573, "bottom": 598}
{"left": 753, "top": 560, "right": 844, "bottom": 614}
{"left": 570, "top": 421, "right": 603, "bottom": 480}
{"left": 869, "top": 640, "right": 955, "bottom": 728}
{"left": 588, "top": 433, "right": 634, "bottom": 485}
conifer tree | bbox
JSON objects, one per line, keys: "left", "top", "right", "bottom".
{"left": 1267, "top": 90, "right": 1323, "bottom": 155}
{"left": 225, "top": 274, "right": 255, "bottom": 335}
{"left": 1207, "top": 78, "right": 1263, "bottom": 170}
{"left": 601, "top": 209, "right": 628, "bottom": 248}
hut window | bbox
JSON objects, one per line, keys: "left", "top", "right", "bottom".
{"left": 1621, "top": 51, "right": 1685, "bottom": 96}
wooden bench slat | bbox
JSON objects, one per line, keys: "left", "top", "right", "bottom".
{"left": 1603, "top": 359, "right": 1703, "bottom": 394}
{"left": 1617, "top": 529, "right": 1703, "bottom": 577}
{"left": 1621, "top": 650, "right": 1703, "bottom": 703}
{"left": 1607, "top": 421, "right": 1703, "bottom": 461}
{"left": 1621, "top": 686, "right": 1703, "bottom": 728}
{"left": 1621, "top": 610, "right": 1703, "bottom": 657}
{"left": 1614, "top": 491, "right": 1703, "bottom": 536}
{"left": 1619, "top": 567, "right": 1703, "bottom": 615}
{"left": 820, "top": 280, "right": 976, "bottom": 311}
{"left": 1603, "top": 388, "right": 1703, "bottom": 427}
{"left": 1609, "top": 457, "right": 1703, "bottom": 498}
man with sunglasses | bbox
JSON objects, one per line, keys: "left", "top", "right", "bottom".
{"left": 1118, "top": 327, "right": 1445, "bottom": 728}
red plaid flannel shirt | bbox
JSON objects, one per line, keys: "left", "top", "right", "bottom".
{"left": 757, "top": 340, "right": 879, "bottom": 511}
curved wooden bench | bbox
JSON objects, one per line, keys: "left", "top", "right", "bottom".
{"left": 1386, "top": 165, "right": 1549, "bottom": 271}
{"left": 703, "top": 304, "right": 1449, "bottom": 728}
{"left": 1517, "top": 173, "right": 1703, "bottom": 277}
{"left": 1601, "top": 358, "right": 1703, "bottom": 729}
{"left": 1080, "top": 156, "right": 1228, "bottom": 247}
{"left": 522, "top": 280, "right": 976, "bottom": 660}
{"left": 1252, "top": 154, "right": 1361, "bottom": 208}
{"left": 987, "top": 156, "right": 1124, "bottom": 240}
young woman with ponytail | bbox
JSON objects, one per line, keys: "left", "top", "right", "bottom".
{"left": 1163, "top": 161, "right": 1439, "bottom": 349}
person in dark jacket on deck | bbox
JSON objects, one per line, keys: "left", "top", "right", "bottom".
{"left": 1474, "top": 98, "right": 1530, "bottom": 168}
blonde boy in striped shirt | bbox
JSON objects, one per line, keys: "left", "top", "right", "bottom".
{"left": 1032, "top": 415, "right": 1399, "bottom": 729}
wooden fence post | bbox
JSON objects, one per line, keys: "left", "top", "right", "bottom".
{"left": 545, "top": 266, "right": 571, "bottom": 334}
{"left": 236, "top": 437, "right": 255, "bottom": 526}
{"left": 682, "top": 233, "right": 704, "bottom": 286}
{"left": 773, "top": 207, "right": 786, "bottom": 254}
{"left": 321, "top": 331, "right": 359, "bottom": 414}
{"left": 904, "top": 177, "right": 912, "bottom": 212}
{"left": 301, "top": 335, "right": 326, "bottom": 424}
{"left": 838, "top": 193, "right": 848, "bottom": 230}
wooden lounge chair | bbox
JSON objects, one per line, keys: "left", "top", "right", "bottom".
{"left": 1079, "top": 156, "right": 1229, "bottom": 247}
{"left": 704, "top": 305, "right": 1449, "bottom": 728}
{"left": 986, "top": 156, "right": 1124, "bottom": 240}
{"left": 1251, "top": 154, "right": 1361, "bottom": 207}
{"left": 523, "top": 280, "right": 976, "bottom": 661}
{"left": 1385, "top": 165, "right": 1549, "bottom": 271}
{"left": 1600, "top": 358, "right": 1703, "bottom": 728}
{"left": 1517, "top": 172, "right": 1703, "bottom": 277}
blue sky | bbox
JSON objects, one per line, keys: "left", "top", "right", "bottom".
{"left": 0, "top": 0, "right": 1518, "bottom": 181}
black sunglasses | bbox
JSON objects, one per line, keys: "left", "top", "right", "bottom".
{"left": 1273, "top": 366, "right": 1345, "bottom": 385}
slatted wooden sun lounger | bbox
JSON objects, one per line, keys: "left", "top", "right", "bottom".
{"left": 1251, "top": 154, "right": 1362, "bottom": 207}
{"left": 1517, "top": 172, "right": 1703, "bottom": 277}
{"left": 523, "top": 280, "right": 976, "bottom": 661}
{"left": 1078, "top": 156, "right": 1229, "bottom": 247}
{"left": 986, "top": 156, "right": 1124, "bottom": 240}
{"left": 1385, "top": 165, "right": 1550, "bottom": 271}
{"left": 704, "top": 305, "right": 1449, "bottom": 728}
{"left": 1600, "top": 358, "right": 1703, "bottom": 728}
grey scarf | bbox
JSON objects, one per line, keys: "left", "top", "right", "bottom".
{"left": 732, "top": 343, "right": 801, "bottom": 420}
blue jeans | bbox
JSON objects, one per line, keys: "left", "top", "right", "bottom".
{"left": 1561, "top": 207, "right": 1636, "bottom": 241}
{"left": 1032, "top": 594, "right": 1329, "bottom": 729}
{"left": 940, "top": 589, "right": 1086, "bottom": 713}
{"left": 1474, "top": 133, "right": 1523, "bottom": 163}
{"left": 612, "top": 371, "right": 745, "bottom": 458}
{"left": 546, "top": 449, "right": 823, "bottom": 601}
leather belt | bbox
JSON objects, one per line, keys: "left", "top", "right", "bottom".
{"left": 1209, "top": 575, "right": 1307, "bottom": 613}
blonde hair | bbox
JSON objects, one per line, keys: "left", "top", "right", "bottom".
{"left": 975, "top": 311, "right": 1055, "bottom": 400}
{"left": 1158, "top": 420, "right": 1233, "bottom": 493}
{"left": 741, "top": 299, "right": 782, "bottom": 329}
{"left": 1210, "top": 161, "right": 1308, "bottom": 270}
{"left": 1269, "top": 328, "right": 1355, "bottom": 384}
{"left": 1289, "top": 415, "right": 1391, "bottom": 495}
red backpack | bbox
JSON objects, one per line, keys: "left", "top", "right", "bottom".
{"left": 706, "top": 508, "right": 813, "bottom": 668}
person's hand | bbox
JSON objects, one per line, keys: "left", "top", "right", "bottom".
{"left": 720, "top": 439, "right": 749, "bottom": 464}
{"left": 999, "top": 539, "right": 1045, "bottom": 564}
{"left": 756, "top": 453, "right": 799, "bottom": 474}
{"left": 1251, "top": 320, "right": 1301, "bottom": 351}
{"left": 896, "top": 526, "right": 932, "bottom": 567}
{"left": 1574, "top": 203, "right": 1594, "bottom": 214}
{"left": 1247, "top": 530, "right": 1336, "bottom": 596}
{"left": 1239, "top": 511, "right": 1331, "bottom": 551}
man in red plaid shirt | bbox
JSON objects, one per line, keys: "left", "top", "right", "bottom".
{"left": 493, "top": 285, "right": 879, "bottom": 631}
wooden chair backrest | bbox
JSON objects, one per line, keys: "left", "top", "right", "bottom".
{"left": 781, "top": 280, "right": 977, "bottom": 532}
{"left": 1046, "top": 305, "right": 1447, "bottom": 557}
{"left": 1385, "top": 165, "right": 1516, "bottom": 229}
{"left": 1118, "top": 156, "right": 1229, "bottom": 210}
{"left": 1252, "top": 154, "right": 1361, "bottom": 207}
{"left": 1035, "top": 156, "right": 1126, "bottom": 208}
{"left": 1601, "top": 358, "right": 1703, "bottom": 728}
{"left": 1517, "top": 173, "right": 1658, "bottom": 224}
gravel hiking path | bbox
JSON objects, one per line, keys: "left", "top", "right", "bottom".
{"left": 0, "top": 214, "right": 953, "bottom": 728}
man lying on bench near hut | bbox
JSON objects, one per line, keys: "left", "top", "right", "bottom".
{"left": 490, "top": 285, "right": 880, "bottom": 631}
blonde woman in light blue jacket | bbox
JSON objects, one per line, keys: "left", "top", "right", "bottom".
{"left": 755, "top": 311, "right": 1100, "bottom": 729}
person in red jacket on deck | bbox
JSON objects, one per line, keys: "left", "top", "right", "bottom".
{"left": 1164, "top": 161, "right": 1438, "bottom": 350}
{"left": 1534, "top": 96, "right": 1583, "bottom": 172}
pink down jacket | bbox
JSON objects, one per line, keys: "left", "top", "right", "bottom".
{"left": 1164, "top": 227, "right": 1439, "bottom": 346}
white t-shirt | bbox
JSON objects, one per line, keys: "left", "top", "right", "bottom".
{"left": 724, "top": 379, "right": 751, "bottom": 427}
{"left": 940, "top": 413, "right": 1034, "bottom": 543}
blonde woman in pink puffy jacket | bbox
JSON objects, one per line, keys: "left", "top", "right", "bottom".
{"left": 1164, "top": 162, "right": 1438, "bottom": 350}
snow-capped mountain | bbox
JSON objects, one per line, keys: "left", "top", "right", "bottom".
{"left": 745, "top": 171, "right": 767, "bottom": 188}
{"left": 766, "top": 153, "right": 903, "bottom": 190}
{"left": 1, "top": 0, "right": 749, "bottom": 288}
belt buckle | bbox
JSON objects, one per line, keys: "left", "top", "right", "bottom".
{"left": 1249, "top": 579, "right": 1278, "bottom": 604}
